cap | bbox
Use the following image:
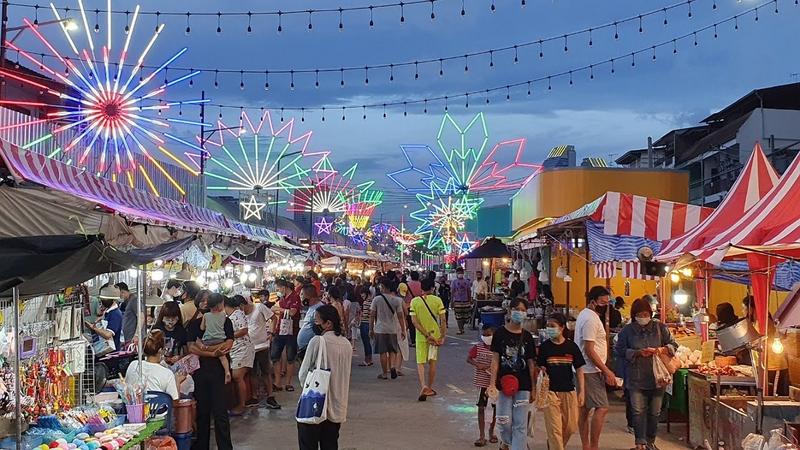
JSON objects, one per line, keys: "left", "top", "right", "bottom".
{"left": 500, "top": 375, "right": 519, "bottom": 397}
{"left": 99, "top": 285, "right": 121, "bottom": 300}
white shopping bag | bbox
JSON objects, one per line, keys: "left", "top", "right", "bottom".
{"left": 295, "top": 337, "right": 331, "bottom": 425}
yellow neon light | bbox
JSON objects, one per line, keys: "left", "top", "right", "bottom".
{"left": 157, "top": 146, "right": 199, "bottom": 176}
{"left": 147, "top": 155, "right": 187, "bottom": 196}
{"left": 126, "top": 170, "right": 135, "bottom": 188}
{"left": 138, "top": 165, "right": 159, "bottom": 197}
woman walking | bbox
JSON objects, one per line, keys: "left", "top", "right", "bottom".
{"left": 489, "top": 298, "right": 536, "bottom": 450}
{"left": 356, "top": 284, "right": 374, "bottom": 367}
{"left": 536, "top": 313, "right": 585, "bottom": 450}
{"left": 615, "top": 298, "right": 677, "bottom": 450}
{"left": 225, "top": 295, "right": 255, "bottom": 416}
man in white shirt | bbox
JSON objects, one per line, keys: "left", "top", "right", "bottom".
{"left": 575, "top": 286, "right": 617, "bottom": 450}
{"left": 243, "top": 296, "right": 281, "bottom": 410}
{"left": 472, "top": 270, "right": 487, "bottom": 301}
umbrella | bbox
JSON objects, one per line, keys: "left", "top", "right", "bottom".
{"left": 464, "top": 237, "right": 511, "bottom": 259}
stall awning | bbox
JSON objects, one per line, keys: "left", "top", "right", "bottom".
{"left": 658, "top": 143, "right": 779, "bottom": 262}
{"left": 553, "top": 191, "right": 713, "bottom": 241}
{"left": 0, "top": 141, "right": 302, "bottom": 250}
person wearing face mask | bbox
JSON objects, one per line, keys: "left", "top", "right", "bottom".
{"left": 86, "top": 285, "right": 124, "bottom": 352}
{"left": 152, "top": 301, "right": 187, "bottom": 364}
{"left": 450, "top": 267, "right": 473, "bottom": 335}
{"left": 467, "top": 324, "right": 497, "bottom": 447}
{"left": 271, "top": 279, "right": 302, "bottom": 392}
{"left": 615, "top": 298, "right": 677, "bottom": 450}
{"left": 124, "top": 329, "right": 182, "bottom": 400}
{"left": 509, "top": 272, "right": 525, "bottom": 300}
{"left": 536, "top": 313, "right": 585, "bottom": 450}
{"left": 575, "top": 286, "right": 617, "bottom": 450}
{"left": 296, "top": 305, "right": 353, "bottom": 450}
{"left": 297, "top": 284, "right": 325, "bottom": 360}
{"left": 489, "top": 298, "right": 537, "bottom": 450}
{"left": 410, "top": 278, "right": 447, "bottom": 401}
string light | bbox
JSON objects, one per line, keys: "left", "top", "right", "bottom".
{"left": 10, "top": 0, "right": 705, "bottom": 91}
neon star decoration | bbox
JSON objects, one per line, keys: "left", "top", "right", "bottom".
{"left": 345, "top": 188, "right": 384, "bottom": 230}
{"left": 411, "top": 180, "right": 483, "bottom": 251}
{"left": 387, "top": 112, "right": 542, "bottom": 195}
{"left": 1, "top": 1, "right": 208, "bottom": 198}
{"left": 241, "top": 195, "right": 266, "bottom": 221}
{"left": 196, "top": 110, "right": 324, "bottom": 193}
{"left": 314, "top": 217, "right": 334, "bottom": 235}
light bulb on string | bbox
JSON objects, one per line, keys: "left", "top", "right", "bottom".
{"left": 247, "top": 12, "right": 253, "bottom": 32}
{"left": 217, "top": 12, "right": 222, "bottom": 33}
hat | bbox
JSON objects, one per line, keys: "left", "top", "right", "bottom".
{"left": 500, "top": 375, "right": 519, "bottom": 397}
{"left": 99, "top": 285, "right": 121, "bottom": 300}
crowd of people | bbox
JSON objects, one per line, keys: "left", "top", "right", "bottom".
{"left": 86, "top": 264, "right": 689, "bottom": 450}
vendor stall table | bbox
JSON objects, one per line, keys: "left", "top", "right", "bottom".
{"left": 470, "top": 296, "right": 505, "bottom": 329}
{"left": 120, "top": 419, "right": 166, "bottom": 450}
{"left": 687, "top": 370, "right": 757, "bottom": 449}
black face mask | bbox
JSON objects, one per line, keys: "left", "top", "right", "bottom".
{"left": 302, "top": 298, "right": 309, "bottom": 307}
{"left": 101, "top": 299, "right": 114, "bottom": 308}
{"left": 312, "top": 324, "right": 324, "bottom": 336}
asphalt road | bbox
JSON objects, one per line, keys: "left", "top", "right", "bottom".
{"left": 225, "top": 325, "right": 691, "bottom": 449}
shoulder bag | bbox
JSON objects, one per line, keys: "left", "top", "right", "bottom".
{"left": 296, "top": 336, "right": 331, "bottom": 424}
{"left": 378, "top": 294, "right": 395, "bottom": 316}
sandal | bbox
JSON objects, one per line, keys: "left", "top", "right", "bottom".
{"left": 377, "top": 374, "right": 388, "bottom": 380}
{"left": 273, "top": 384, "right": 283, "bottom": 392}
{"left": 285, "top": 385, "right": 295, "bottom": 392}
{"left": 358, "top": 362, "right": 374, "bottom": 367}
{"left": 474, "top": 438, "right": 487, "bottom": 447}
{"left": 489, "top": 436, "right": 498, "bottom": 444}
{"left": 417, "top": 393, "right": 428, "bottom": 402}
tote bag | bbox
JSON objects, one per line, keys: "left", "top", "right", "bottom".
{"left": 296, "top": 337, "right": 331, "bottom": 424}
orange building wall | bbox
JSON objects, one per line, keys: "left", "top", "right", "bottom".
{"left": 512, "top": 167, "right": 690, "bottom": 232}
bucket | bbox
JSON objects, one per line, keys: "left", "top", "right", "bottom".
{"left": 173, "top": 432, "right": 192, "bottom": 450}
{"left": 480, "top": 311, "right": 505, "bottom": 328}
{"left": 174, "top": 399, "right": 196, "bottom": 434}
{"left": 126, "top": 403, "right": 145, "bottom": 423}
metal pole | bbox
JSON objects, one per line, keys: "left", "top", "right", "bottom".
{"left": 12, "top": 286, "right": 20, "bottom": 450}
{"left": 274, "top": 158, "right": 280, "bottom": 231}
{"left": 308, "top": 184, "right": 314, "bottom": 248}
{"left": 199, "top": 90, "right": 206, "bottom": 207}
{"left": 137, "top": 266, "right": 144, "bottom": 384}
{"left": 0, "top": 0, "right": 10, "bottom": 101}
{"left": 647, "top": 136, "right": 654, "bottom": 169}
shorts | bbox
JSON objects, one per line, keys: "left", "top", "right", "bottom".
{"left": 270, "top": 334, "right": 298, "bottom": 363}
{"left": 373, "top": 333, "right": 400, "bottom": 354}
{"left": 253, "top": 349, "right": 272, "bottom": 377}
{"left": 477, "top": 388, "right": 497, "bottom": 408}
{"left": 581, "top": 372, "right": 609, "bottom": 409}
{"left": 415, "top": 340, "right": 438, "bottom": 362}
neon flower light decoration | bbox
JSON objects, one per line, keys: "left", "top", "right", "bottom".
{"left": 196, "top": 110, "right": 324, "bottom": 194}
{"left": 0, "top": 1, "right": 208, "bottom": 197}
{"left": 411, "top": 179, "right": 483, "bottom": 251}
{"left": 387, "top": 112, "right": 542, "bottom": 195}
{"left": 345, "top": 188, "right": 383, "bottom": 230}
{"left": 289, "top": 158, "right": 359, "bottom": 214}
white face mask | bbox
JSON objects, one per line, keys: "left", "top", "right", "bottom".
{"left": 566, "top": 321, "right": 576, "bottom": 331}
{"left": 636, "top": 316, "right": 652, "bottom": 326}
{"left": 480, "top": 335, "right": 493, "bottom": 346}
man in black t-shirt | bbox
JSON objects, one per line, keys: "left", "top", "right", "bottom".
{"left": 187, "top": 293, "right": 234, "bottom": 450}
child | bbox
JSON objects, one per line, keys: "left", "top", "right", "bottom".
{"left": 536, "top": 313, "right": 585, "bottom": 450}
{"left": 200, "top": 294, "right": 231, "bottom": 383}
{"left": 467, "top": 324, "right": 497, "bottom": 447}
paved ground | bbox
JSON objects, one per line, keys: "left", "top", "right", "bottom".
{"left": 226, "top": 326, "right": 692, "bottom": 449}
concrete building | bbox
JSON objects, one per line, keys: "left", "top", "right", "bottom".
{"left": 616, "top": 82, "right": 800, "bottom": 206}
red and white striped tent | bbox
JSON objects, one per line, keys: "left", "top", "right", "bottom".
{"left": 657, "top": 143, "right": 779, "bottom": 262}
{"left": 548, "top": 191, "right": 713, "bottom": 279}
{"left": 553, "top": 191, "right": 713, "bottom": 242}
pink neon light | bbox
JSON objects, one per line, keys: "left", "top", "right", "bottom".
{"left": 468, "top": 138, "right": 543, "bottom": 192}
{"left": 0, "top": 69, "right": 50, "bottom": 90}
{"left": 23, "top": 18, "right": 67, "bottom": 65}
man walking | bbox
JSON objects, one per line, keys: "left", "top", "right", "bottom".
{"left": 272, "top": 279, "right": 302, "bottom": 392}
{"left": 297, "top": 284, "right": 324, "bottom": 360}
{"left": 450, "top": 268, "right": 472, "bottom": 334}
{"left": 576, "top": 286, "right": 617, "bottom": 450}
{"left": 410, "top": 278, "right": 446, "bottom": 401}
{"left": 116, "top": 282, "right": 145, "bottom": 347}
{"left": 370, "top": 277, "right": 406, "bottom": 380}
{"left": 243, "top": 296, "right": 281, "bottom": 409}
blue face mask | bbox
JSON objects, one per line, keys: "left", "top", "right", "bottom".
{"left": 546, "top": 327, "right": 561, "bottom": 339}
{"left": 510, "top": 310, "right": 526, "bottom": 324}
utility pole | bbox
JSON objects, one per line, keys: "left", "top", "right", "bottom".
{"left": 647, "top": 136, "right": 654, "bottom": 169}
{"left": 1, "top": 0, "right": 10, "bottom": 101}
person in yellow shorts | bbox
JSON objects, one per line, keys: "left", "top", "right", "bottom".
{"left": 410, "top": 277, "right": 447, "bottom": 402}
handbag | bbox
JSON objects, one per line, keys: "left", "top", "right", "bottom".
{"left": 656, "top": 325, "right": 680, "bottom": 375}
{"left": 296, "top": 336, "right": 331, "bottom": 424}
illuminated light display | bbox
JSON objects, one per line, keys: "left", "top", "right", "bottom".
{"left": 241, "top": 195, "right": 266, "bottom": 221}
{"left": 3, "top": 1, "right": 207, "bottom": 197}
{"left": 456, "top": 233, "right": 478, "bottom": 256}
{"left": 410, "top": 179, "right": 483, "bottom": 251}
{"left": 388, "top": 112, "right": 541, "bottom": 195}
{"left": 314, "top": 216, "right": 334, "bottom": 235}
{"left": 200, "top": 110, "right": 324, "bottom": 193}
{"left": 344, "top": 186, "right": 383, "bottom": 230}
{"left": 289, "top": 159, "right": 359, "bottom": 214}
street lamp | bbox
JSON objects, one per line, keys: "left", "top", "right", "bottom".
{"left": 197, "top": 90, "right": 244, "bottom": 206}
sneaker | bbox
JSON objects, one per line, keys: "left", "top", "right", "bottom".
{"left": 245, "top": 398, "right": 260, "bottom": 408}
{"left": 265, "top": 397, "right": 282, "bottom": 410}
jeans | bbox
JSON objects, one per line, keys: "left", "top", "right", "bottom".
{"left": 359, "top": 322, "right": 372, "bottom": 359}
{"left": 629, "top": 388, "right": 665, "bottom": 445}
{"left": 298, "top": 420, "right": 341, "bottom": 450}
{"left": 192, "top": 360, "right": 233, "bottom": 450}
{"left": 496, "top": 390, "right": 530, "bottom": 450}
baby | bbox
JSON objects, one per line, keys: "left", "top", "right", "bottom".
{"left": 200, "top": 294, "right": 231, "bottom": 383}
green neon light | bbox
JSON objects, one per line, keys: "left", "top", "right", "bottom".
{"left": 23, "top": 133, "right": 53, "bottom": 150}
